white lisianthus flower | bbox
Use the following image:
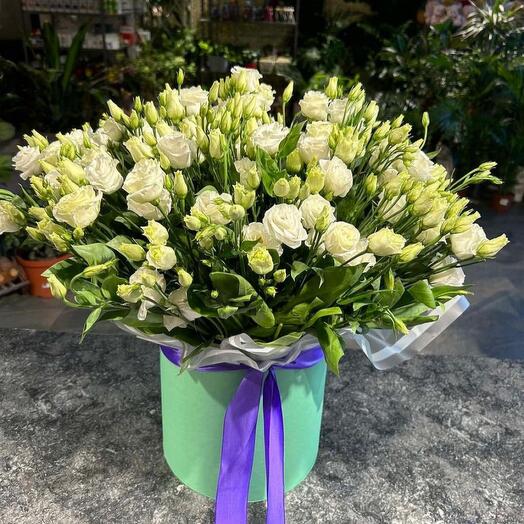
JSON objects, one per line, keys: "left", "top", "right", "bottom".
{"left": 157, "top": 131, "right": 197, "bottom": 169}
{"left": 345, "top": 246, "right": 377, "bottom": 272}
{"left": 368, "top": 227, "right": 406, "bottom": 256}
{"left": 408, "top": 150, "right": 435, "bottom": 182}
{"left": 13, "top": 145, "right": 42, "bottom": 180}
{"left": 123, "top": 159, "right": 165, "bottom": 203}
{"left": 328, "top": 98, "right": 348, "bottom": 124}
{"left": 146, "top": 245, "right": 177, "bottom": 270}
{"left": 299, "top": 91, "right": 329, "bottom": 120}
{"left": 255, "top": 83, "right": 275, "bottom": 111}
{"left": 127, "top": 189, "right": 172, "bottom": 220}
{"left": 242, "top": 222, "right": 282, "bottom": 254}
{"left": 129, "top": 266, "right": 166, "bottom": 321}
{"left": 306, "top": 121, "right": 334, "bottom": 139}
{"left": 84, "top": 152, "right": 123, "bottom": 194}
{"left": 63, "top": 128, "right": 86, "bottom": 148}
{"left": 234, "top": 157, "right": 258, "bottom": 188}
{"left": 0, "top": 201, "right": 25, "bottom": 234}
{"left": 41, "top": 140, "right": 62, "bottom": 166}
{"left": 102, "top": 117, "right": 123, "bottom": 142}
{"left": 298, "top": 135, "right": 331, "bottom": 164}
{"left": 53, "top": 185, "right": 102, "bottom": 228}
{"left": 262, "top": 204, "right": 307, "bottom": 249}
{"left": 168, "top": 287, "right": 202, "bottom": 322}
{"left": 300, "top": 194, "right": 336, "bottom": 230}
{"left": 252, "top": 123, "right": 289, "bottom": 155}
{"left": 417, "top": 226, "right": 442, "bottom": 245}
{"left": 319, "top": 156, "right": 353, "bottom": 198}
{"left": 142, "top": 220, "right": 169, "bottom": 245}
{"left": 179, "top": 86, "right": 209, "bottom": 116}
{"left": 429, "top": 256, "right": 465, "bottom": 286}
{"left": 322, "top": 222, "right": 361, "bottom": 262}
{"left": 231, "top": 66, "right": 262, "bottom": 92}
{"left": 450, "top": 223, "right": 486, "bottom": 260}
{"left": 192, "top": 189, "right": 232, "bottom": 225}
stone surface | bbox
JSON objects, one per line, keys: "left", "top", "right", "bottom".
{"left": 0, "top": 328, "right": 522, "bottom": 523}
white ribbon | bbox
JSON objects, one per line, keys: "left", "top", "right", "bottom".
{"left": 116, "top": 296, "right": 469, "bottom": 372}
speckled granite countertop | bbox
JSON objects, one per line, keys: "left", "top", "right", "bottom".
{"left": 0, "top": 328, "right": 522, "bottom": 524}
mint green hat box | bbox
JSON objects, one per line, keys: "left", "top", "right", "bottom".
{"left": 160, "top": 349, "right": 327, "bottom": 501}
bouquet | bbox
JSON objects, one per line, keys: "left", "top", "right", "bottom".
{"left": 2, "top": 68, "right": 508, "bottom": 374}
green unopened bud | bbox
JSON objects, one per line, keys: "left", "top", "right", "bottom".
{"left": 177, "top": 69, "right": 184, "bottom": 87}
{"left": 315, "top": 207, "right": 331, "bottom": 233}
{"left": 213, "top": 226, "right": 228, "bottom": 241}
{"left": 389, "top": 124, "right": 411, "bottom": 145}
{"left": 60, "top": 141, "right": 76, "bottom": 160}
{"left": 234, "top": 183, "right": 256, "bottom": 209}
{"left": 30, "top": 176, "right": 48, "bottom": 199}
{"left": 285, "top": 149, "right": 302, "bottom": 174}
{"left": 166, "top": 96, "right": 185, "bottom": 121}
{"left": 364, "top": 174, "right": 378, "bottom": 195}
{"left": 478, "top": 161, "right": 497, "bottom": 172}
{"left": 48, "top": 232, "right": 69, "bottom": 252}
{"left": 28, "top": 206, "right": 48, "bottom": 220}
{"left": 209, "top": 81, "right": 219, "bottom": 103}
{"left": 374, "top": 121, "right": 391, "bottom": 140}
{"left": 306, "top": 166, "right": 325, "bottom": 194}
{"left": 325, "top": 76, "right": 338, "bottom": 99}
{"left": 184, "top": 214, "right": 202, "bottom": 231}
{"left": 159, "top": 152, "right": 171, "bottom": 172}
{"left": 73, "top": 227, "right": 84, "bottom": 241}
{"left": 119, "top": 243, "right": 146, "bottom": 261}
{"left": 59, "top": 158, "right": 85, "bottom": 184}
{"left": 143, "top": 131, "right": 157, "bottom": 147}
{"left": 273, "top": 269, "right": 286, "bottom": 283}
{"left": 348, "top": 82, "right": 363, "bottom": 101}
{"left": 446, "top": 197, "right": 469, "bottom": 218}
{"left": 117, "top": 283, "right": 142, "bottom": 303}
{"left": 144, "top": 101, "right": 159, "bottom": 125}
{"left": 287, "top": 176, "right": 301, "bottom": 200}
{"left": 209, "top": 129, "right": 224, "bottom": 159}
{"left": 196, "top": 127, "right": 209, "bottom": 152}
{"left": 265, "top": 286, "right": 277, "bottom": 297}
{"left": 26, "top": 226, "right": 45, "bottom": 241}
{"left": 82, "top": 259, "right": 116, "bottom": 278}
{"left": 210, "top": 289, "right": 219, "bottom": 299}
{"left": 220, "top": 112, "right": 232, "bottom": 134}
{"left": 452, "top": 212, "right": 480, "bottom": 233}
{"left": 298, "top": 182, "right": 311, "bottom": 200}
{"left": 175, "top": 268, "right": 192, "bottom": 287}
{"left": 283, "top": 81, "right": 294, "bottom": 104}
{"left": 228, "top": 204, "right": 245, "bottom": 221}
{"left": 364, "top": 101, "right": 379, "bottom": 122}
{"left": 399, "top": 242, "right": 424, "bottom": 263}
{"left": 107, "top": 100, "right": 123, "bottom": 122}
{"left": 273, "top": 178, "right": 290, "bottom": 198}
{"left": 476, "top": 234, "right": 509, "bottom": 258}
{"left": 155, "top": 120, "right": 172, "bottom": 137}
{"left": 47, "top": 274, "right": 67, "bottom": 299}
{"left": 171, "top": 170, "right": 187, "bottom": 198}
{"left": 422, "top": 111, "right": 430, "bottom": 130}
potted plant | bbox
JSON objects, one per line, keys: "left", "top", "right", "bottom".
{"left": 14, "top": 239, "right": 68, "bottom": 298}
{"left": 1, "top": 70, "right": 508, "bottom": 523}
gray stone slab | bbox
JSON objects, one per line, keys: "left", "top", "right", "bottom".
{"left": 0, "top": 328, "right": 522, "bottom": 524}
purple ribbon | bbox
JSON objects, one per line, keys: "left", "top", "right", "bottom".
{"left": 160, "top": 345, "right": 324, "bottom": 524}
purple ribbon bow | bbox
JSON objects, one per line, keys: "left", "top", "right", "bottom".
{"left": 161, "top": 345, "right": 324, "bottom": 524}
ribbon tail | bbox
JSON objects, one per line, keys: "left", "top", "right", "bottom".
{"left": 263, "top": 369, "right": 286, "bottom": 524}
{"left": 215, "top": 369, "right": 264, "bottom": 524}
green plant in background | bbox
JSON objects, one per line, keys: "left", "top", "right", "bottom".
{"left": 0, "top": 24, "right": 113, "bottom": 132}
{"left": 372, "top": 1, "right": 524, "bottom": 191}
{"left": 0, "top": 121, "right": 16, "bottom": 182}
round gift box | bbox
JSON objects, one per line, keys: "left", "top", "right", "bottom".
{"left": 160, "top": 348, "right": 327, "bottom": 501}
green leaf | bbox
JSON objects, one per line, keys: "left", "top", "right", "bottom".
{"left": 72, "top": 243, "right": 115, "bottom": 266}
{"left": 101, "top": 275, "right": 127, "bottom": 299}
{"left": 81, "top": 307, "right": 102, "bottom": 341}
{"left": 376, "top": 278, "right": 405, "bottom": 308}
{"left": 277, "top": 122, "right": 305, "bottom": 159}
{"left": 408, "top": 280, "right": 436, "bottom": 309}
{"left": 42, "top": 258, "right": 84, "bottom": 284}
{"left": 290, "top": 260, "right": 309, "bottom": 280}
{"left": 240, "top": 239, "right": 259, "bottom": 252}
{"left": 304, "top": 306, "right": 342, "bottom": 329}
{"left": 256, "top": 147, "right": 286, "bottom": 196}
{"left": 210, "top": 272, "right": 255, "bottom": 302}
{"left": 316, "top": 321, "right": 345, "bottom": 375}
{"left": 251, "top": 298, "right": 276, "bottom": 328}
{"left": 62, "top": 24, "right": 87, "bottom": 93}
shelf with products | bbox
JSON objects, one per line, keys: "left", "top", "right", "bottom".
{"left": 19, "top": 0, "right": 149, "bottom": 64}
{"left": 199, "top": 0, "right": 300, "bottom": 56}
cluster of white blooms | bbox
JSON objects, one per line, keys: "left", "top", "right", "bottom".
{"left": 2, "top": 68, "right": 508, "bottom": 360}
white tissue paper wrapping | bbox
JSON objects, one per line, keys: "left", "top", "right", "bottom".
{"left": 116, "top": 296, "right": 469, "bottom": 372}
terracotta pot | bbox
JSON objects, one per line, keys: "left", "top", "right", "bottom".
{"left": 491, "top": 193, "right": 514, "bottom": 213}
{"left": 16, "top": 254, "right": 69, "bottom": 298}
